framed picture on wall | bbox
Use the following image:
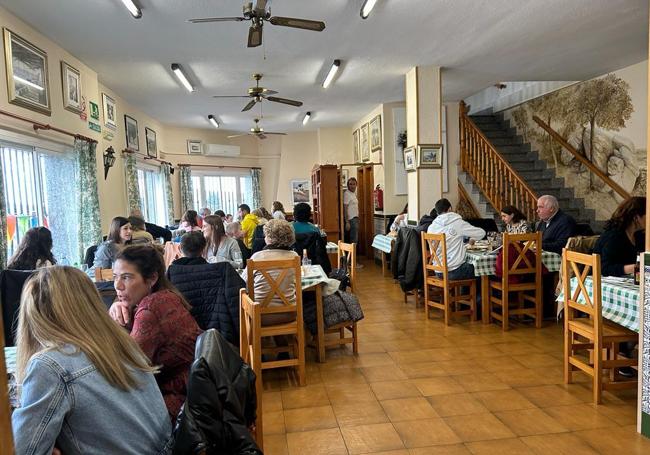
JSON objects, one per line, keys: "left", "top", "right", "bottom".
{"left": 3, "top": 28, "right": 51, "bottom": 115}
{"left": 145, "top": 127, "right": 157, "bottom": 158}
{"left": 360, "top": 123, "right": 370, "bottom": 162}
{"left": 102, "top": 93, "right": 117, "bottom": 129}
{"left": 187, "top": 139, "right": 202, "bottom": 155}
{"left": 418, "top": 144, "right": 443, "bottom": 168}
{"left": 290, "top": 179, "right": 311, "bottom": 206}
{"left": 340, "top": 168, "right": 349, "bottom": 187}
{"left": 352, "top": 129, "right": 360, "bottom": 163}
{"left": 61, "top": 61, "right": 82, "bottom": 114}
{"left": 370, "top": 115, "right": 381, "bottom": 152}
{"left": 124, "top": 115, "right": 139, "bottom": 151}
{"left": 403, "top": 146, "right": 417, "bottom": 172}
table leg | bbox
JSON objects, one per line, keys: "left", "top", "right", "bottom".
{"left": 481, "top": 276, "right": 489, "bottom": 324}
{"left": 315, "top": 285, "right": 325, "bottom": 363}
{"left": 381, "top": 252, "right": 387, "bottom": 277}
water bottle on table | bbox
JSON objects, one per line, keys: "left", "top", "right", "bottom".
{"left": 302, "top": 249, "right": 311, "bottom": 276}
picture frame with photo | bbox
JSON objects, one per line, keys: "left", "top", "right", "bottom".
{"left": 145, "top": 127, "right": 157, "bottom": 158}
{"left": 3, "top": 28, "right": 51, "bottom": 115}
{"left": 340, "top": 168, "right": 349, "bottom": 187}
{"left": 403, "top": 146, "right": 417, "bottom": 172}
{"left": 418, "top": 144, "right": 443, "bottom": 168}
{"left": 370, "top": 114, "right": 381, "bottom": 152}
{"left": 352, "top": 129, "right": 360, "bottom": 163}
{"left": 102, "top": 93, "right": 117, "bottom": 129}
{"left": 187, "top": 139, "right": 202, "bottom": 155}
{"left": 290, "top": 179, "right": 311, "bottom": 206}
{"left": 360, "top": 123, "right": 370, "bottom": 162}
{"left": 61, "top": 61, "right": 81, "bottom": 114}
{"left": 124, "top": 115, "right": 139, "bottom": 151}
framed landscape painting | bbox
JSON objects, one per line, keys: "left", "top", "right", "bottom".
{"left": 290, "top": 179, "right": 310, "bottom": 205}
{"left": 124, "top": 115, "right": 139, "bottom": 151}
{"left": 352, "top": 129, "right": 360, "bottom": 163}
{"left": 370, "top": 115, "right": 381, "bottom": 152}
{"left": 418, "top": 144, "right": 443, "bottom": 168}
{"left": 145, "top": 127, "right": 157, "bottom": 158}
{"left": 3, "top": 28, "right": 51, "bottom": 115}
{"left": 61, "top": 61, "right": 82, "bottom": 114}
{"left": 102, "top": 93, "right": 117, "bottom": 129}
{"left": 360, "top": 123, "right": 370, "bottom": 162}
{"left": 403, "top": 146, "right": 417, "bottom": 172}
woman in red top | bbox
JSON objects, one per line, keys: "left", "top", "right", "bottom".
{"left": 109, "top": 244, "right": 201, "bottom": 422}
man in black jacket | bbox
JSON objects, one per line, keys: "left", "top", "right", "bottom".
{"left": 534, "top": 195, "right": 576, "bottom": 254}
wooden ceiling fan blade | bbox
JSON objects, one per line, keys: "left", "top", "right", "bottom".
{"left": 188, "top": 17, "right": 246, "bottom": 23}
{"left": 257, "top": 133, "right": 267, "bottom": 140}
{"left": 267, "top": 96, "right": 303, "bottom": 107}
{"left": 261, "top": 89, "right": 278, "bottom": 95}
{"left": 265, "top": 132, "right": 287, "bottom": 136}
{"left": 248, "top": 24, "right": 263, "bottom": 47}
{"left": 212, "top": 95, "right": 250, "bottom": 99}
{"left": 268, "top": 16, "right": 325, "bottom": 31}
{"left": 227, "top": 133, "right": 250, "bottom": 138}
{"left": 242, "top": 99, "right": 258, "bottom": 112}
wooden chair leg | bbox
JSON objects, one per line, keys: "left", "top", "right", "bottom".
{"left": 297, "top": 332, "right": 306, "bottom": 387}
{"left": 352, "top": 322, "right": 358, "bottom": 354}
{"left": 470, "top": 282, "right": 477, "bottom": 322}
{"left": 443, "top": 287, "right": 450, "bottom": 326}
{"left": 564, "top": 326, "right": 572, "bottom": 384}
{"left": 502, "top": 291, "right": 509, "bottom": 331}
{"left": 594, "top": 339, "right": 602, "bottom": 405}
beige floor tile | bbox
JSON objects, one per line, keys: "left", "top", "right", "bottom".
{"left": 511, "top": 353, "right": 560, "bottom": 369}
{"left": 354, "top": 352, "right": 398, "bottom": 367}
{"left": 465, "top": 438, "right": 535, "bottom": 454}
{"left": 341, "top": 423, "right": 405, "bottom": 454}
{"left": 393, "top": 418, "right": 461, "bottom": 448}
{"left": 516, "top": 384, "right": 583, "bottom": 408}
{"left": 389, "top": 349, "right": 455, "bottom": 364}
{"left": 427, "top": 393, "right": 489, "bottom": 417}
{"left": 370, "top": 381, "right": 421, "bottom": 401}
{"left": 361, "top": 364, "right": 409, "bottom": 382}
{"left": 542, "top": 403, "right": 619, "bottom": 431}
{"left": 408, "top": 444, "right": 471, "bottom": 454}
{"left": 576, "top": 425, "right": 650, "bottom": 453}
{"left": 281, "top": 385, "right": 330, "bottom": 410}
{"left": 473, "top": 355, "right": 527, "bottom": 372}
{"left": 444, "top": 413, "right": 515, "bottom": 442}
{"left": 333, "top": 400, "right": 389, "bottom": 428}
{"left": 493, "top": 342, "right": 544, "bottom": 356}
{"left": 286, "top": 428, "right": 348, "bottom": 455}
{"left": 435, "top": 359, "right": 487, "bottom": 375}
{"left": 454, "top": 372, "right": 511, "bottom": 393}
{"left": 320, "top": 367, "right": 368, "bottom": 385}
{"left": 284, "top": 405, "right": 338, "bottom": 433}
{"left": 263, "top": 434, "right": 289, "bottom": 455}
{"left": 492, "top": 368, "right": 548, "bottom": 387}
{"left": 520, "top": 433, "right": 600, "bottom": 454}
{"left": 263, "top": 391, "right": 284, "bottom": 412}
{"left": 263, "top": 410, "right": 286, "bottom": 435}
{"left": 397, "top": 361, "right": 448, "bottom": 379}
{"left": 594, "top": 403, "right": 638, "bottom": 425}
{"left": 411, "top": 377, "right": 464, "bottom": 396}
{"left": 494, "top": 408, "right": 568, "bottom": 436}
{"left": 380, "top": 397, "right": 438, "bottom": 422}
{"left": 471, "top": 389, "right": 536, "bottom": 412}
{"left": 327, "top": 383, "right": 378, "bottom": 404}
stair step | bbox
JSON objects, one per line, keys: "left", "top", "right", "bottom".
{"left": 490, "top": 137, "right": 523, "bottom": 146}
{"left": 497, "top": 144, "right": 532, "bottom": 154}
{"left": 517, "top": 169, "right": 555, "bottom": 180}
{"left": 511, "top": 161, "right": 546, "bottom": 171}
{"left": 483, "top": 130, "right": 511, "bottom": 139}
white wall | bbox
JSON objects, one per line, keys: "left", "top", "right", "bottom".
{"left": 464, "top": 81, "right": 577, "bottom": 115}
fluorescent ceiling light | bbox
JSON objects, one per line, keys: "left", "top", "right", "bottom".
{"left": 207, "top": 115, "right": 219, "bottom": 128}
{"left": 302, "top": 112, "right": 311, "bottom": 126}
{"left": 120, "top": 0, "right": 142, "bottom": 18}
{"left": 13, "top": 75, "right": 43, "bottom": 91}
{"left": 322, "top": 59, "right": 341, "bottom": 89}
{"left": 360, "top": 0, "right": 378, "bottom": 19}
{"left": 171, "top": 63, "right": 194, "bottom": 92}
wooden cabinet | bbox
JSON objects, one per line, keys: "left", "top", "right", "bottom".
{"left": 311, "top": 164, "right": 341, "bottom": 242}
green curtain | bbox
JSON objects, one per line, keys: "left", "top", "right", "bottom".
{"left": 251, "top": 168, "right": 262, "bottom": 209}
{"left": 124, "top": 153, "right": 141, "bottom": 214}
{"left": 161, "top": 163, "right": 175, "bottom": 226}
{"left": 75, "top": 138, "right": 102, "bottom": 262}
{"left": 179, "top": 165, "right": 194, "bottom": 214}
{"left": 0, "top": 156, "right": 6, "bottom": 269}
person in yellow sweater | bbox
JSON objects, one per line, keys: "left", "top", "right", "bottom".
{"left": 238, "top": 204, "right": 259, "bottom": 250}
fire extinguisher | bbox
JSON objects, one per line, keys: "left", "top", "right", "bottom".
{"left": 373, "top": 184, "right": 384, "bottom": 211}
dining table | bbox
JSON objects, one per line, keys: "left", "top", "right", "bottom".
{"left": 299, "top": 264, "right": 333, "bottom": 363}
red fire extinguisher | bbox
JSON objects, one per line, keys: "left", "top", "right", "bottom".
{"left": 374, "top": 184, "right": 384, "bottom": 211}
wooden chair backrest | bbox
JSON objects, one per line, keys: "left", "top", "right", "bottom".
{"left": 421, "top": 232, "right": 449, "bottom": 277}
{"left": 562, "top": 249, "right": 601, "bottom": 321}
{"left": 95, "top": 267, "right": 114, "bottom": 282}
{"left": 337, "top": 241, "right": 356, "bottom": 292}
{"left": 502, "top": 232, "right": 542, "bottom": 279}
{"left": 246, "top": 256, "right": 303, "bottom": 319}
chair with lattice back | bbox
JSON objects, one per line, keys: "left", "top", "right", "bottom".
{"left": 94, "top": 267, "right": 114, "bottom": 282}
{"left": 239, "top": 289, "right": 263, "bottom": 451}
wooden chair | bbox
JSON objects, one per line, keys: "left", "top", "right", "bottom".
{"left": 555, "top": 235, "right": 600, "bottom": 297}
{"left": 244, "top": 256, "right": 305, "bottom": 386}
{"left": 239, "top": 289, "right": 263, "bottom": 451}
{"left": 488, "top": 232, "right": 542, "bottom": 331}
{"left": 421, "top": 232, "right": 476, "bottom": 325}
{"left": 94, "top": 267, "right": 114, "bottom": 282}
{"left": 562, "top": 249, "right": 638, "bottom": 404}
{"left": 338, "top": 240, "right": 357, "bottom": 293}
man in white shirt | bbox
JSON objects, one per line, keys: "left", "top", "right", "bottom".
{"left": 343, "top": 177, "right": 360, "bottom": 244}
{"left": 427, "top": 198, "right": 486, "bottom": 280}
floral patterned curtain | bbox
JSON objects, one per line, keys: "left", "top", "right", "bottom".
{"left": 251, "top": 168, "right": 262, "bottom": 209}
{"left": 123, "top": 152, "right": 141, "bottom": 214}
{"left": 0, "top": 157, "right": 6, "bottom": 269}
{"left": 160, "top": 163, "right": 175, "bottom": 226}
{"left": 75, "top": 138, "right": 102, "bottom": 262}
{"left": 179, "top": 165, "right": 194, "bottom": 214}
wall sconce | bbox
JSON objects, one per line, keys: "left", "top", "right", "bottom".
{"left": 103, "top": 146, "right": 116, "bottom": 180}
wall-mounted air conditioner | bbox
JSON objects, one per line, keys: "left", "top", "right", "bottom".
{"left": 202, "top": 143, "right": 240, "bottom": 157}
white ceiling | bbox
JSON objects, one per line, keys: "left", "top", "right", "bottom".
{"left": 0, "top": 0, "right": 647, "bottom": 133}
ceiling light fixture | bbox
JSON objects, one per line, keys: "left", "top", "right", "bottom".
{"left": 171, "top": 64, "right": 194, "bottom": 92}
{"left": 302, "top": 112, "right": 311, "bottom": 126}
{"left": 120, "top": 0, "right": 142, "bottom": 19}
{"left": 322, "top": 59, "right": 341, "bottom": 89}
{"left": 360, "top": 0, "right": 378, "bottom": 19}
{"left": 207, "top": 115, "right": 219, "bottom": 128}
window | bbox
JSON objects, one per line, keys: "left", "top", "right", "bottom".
{"left": 1, "top": 141, "right": 79, "bottom": 264}
{"left": 191, "top": 170, "right": 253, "bottom": 216}
{"left": 136, "top": 165, "right": 168, "bottom": 227}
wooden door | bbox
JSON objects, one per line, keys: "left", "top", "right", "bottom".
{"left": 356, "top": 165, "right": 374, "bottom": 258}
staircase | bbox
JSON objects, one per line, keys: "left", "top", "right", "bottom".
{"left": 460, "top": 110, "right": 602, "bottom": 232}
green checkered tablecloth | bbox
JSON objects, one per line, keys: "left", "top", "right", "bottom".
{"left": 301, "top": 265, "right": 329, "bottom": 290}
{"left": 372, "top": 234, "right": 394, "bottom": 254}
{"left": 465, "top": 250, "right": 562, "bottom": 276}
{"left": 557, "top": 276, "right": 639, "bottom": 333}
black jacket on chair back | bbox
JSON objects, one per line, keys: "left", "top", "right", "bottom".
{"left": 173, "top": 329, "right": 261, "bottom": 455}
{"left": 294, "top": 231, "right": 332, "bottom": 275}
{"left": 390, "top": 227, "right": 423, "bottom": 292}
{"left": 1, "top": 269, "right": 34, "bottom": 347}
{"left": 167, "top": 262, "right": 246, "bottom": 345}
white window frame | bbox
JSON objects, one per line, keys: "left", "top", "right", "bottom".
{"left": 136, "top": 161, "right": 169, "bottom": 227}
{"left": 191, "top": 168, "right": 253, "bottom": 215}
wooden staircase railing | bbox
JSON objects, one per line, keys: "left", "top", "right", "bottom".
{"left": 532, "top": 115, "right": 631, "bottom": 200}
{"left": 459, "top": 101, "right": 538, "bottom": 221}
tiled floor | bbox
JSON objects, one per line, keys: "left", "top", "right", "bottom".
{"left": 261, "top": 260, "right": 648, "bottom": 454}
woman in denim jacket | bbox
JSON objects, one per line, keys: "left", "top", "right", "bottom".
{"left": 12, "top": 266, "right": 171, "bottom": 455}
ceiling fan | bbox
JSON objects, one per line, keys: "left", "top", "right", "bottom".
{"left": 213, "top": 73, "right": 303, "bottom": 112}
{"left": 188, "top": 0, "right": 326, "bottom": 48}
{"left": 228, "top": 118, "right": 286, "bottom": 140}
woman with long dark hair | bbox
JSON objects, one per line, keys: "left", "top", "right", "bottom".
{"left": 93, "top": 216, "right": 132, "bottom": 269}
{"left": 202, "top": 215, "right": 243, "bottom": 268}
{"left": 7, "top": 226, "right": 56, "bottom": 270}
{"left": 178, "top": 210, "right": 201, "bottom": 233}
{"left": 500, "top": 205, "right": 529, "bottom": 234}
